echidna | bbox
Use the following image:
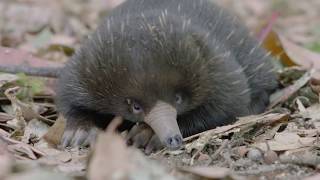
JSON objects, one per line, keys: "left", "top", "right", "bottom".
{"left": 0, "top": 0, "right": 278, "bottom": 151}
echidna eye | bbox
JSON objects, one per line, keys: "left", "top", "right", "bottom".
{"left": 175, "top": 94, "right": 183, "bottom": 104}
{"left": 132, "top": 101, "right": 143, "bottom": 114}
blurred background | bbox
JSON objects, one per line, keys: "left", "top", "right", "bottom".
{"left": 0, "top": 0, "right": 319, "bottom": 64}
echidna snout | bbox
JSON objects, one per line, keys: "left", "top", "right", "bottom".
{"left": 165, "top": 135, "right": 183, "bottom": 150}
{"left": 144, "top": 101, "right": 183, "bottom": 150}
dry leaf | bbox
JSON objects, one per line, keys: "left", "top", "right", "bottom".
{"left": 0, "top": 113, "right": 14, "bottom": 123}
{"left": 236, "top": 146, "right": 250, "bottom": 158}
{"left": 5, "top": 169, "right": 71, "bottom": 180}
{"left": 104, "top": 0, "right": 125, "bottom": 10}
{"left": 310, "top": 78, "right": 320, "bottom": 94}
{"left": 300, "top": 104, "right": 320, "bottom": 122}
{"left": 280, "top": 152, "right": 320, "bottom": 168}
{"left": 55, "top": 152, "right": 72, "bottom": 163}
{"left": 57, "top": 161, "right": 86, "bottom": 175}
{"left": 186, "top": 113, "right": 289, "bottom": 141}
{"left": 0, "top": 129, "right": 10, "bottom": 137}
{"left": 1, "top": 135, "right": 45, "bottom": 160}
{"left": 180, "top": 166, "right": 243, "bottom": 180}
{"left": 185, "top": 113, "right": 288, "bottom": 157}
{"left": 263, "top": 30, "right": 320, "bottom": 79}
{"left": 8, "top": 143, "right": 38, "bottom": 160}
{"left": 50, "top": 35, "right": 76, "bottom": 47}
{"left": 0, "top": 140, "right": 13, "bottom": 179}
{"left": 279, "top": 35, "right": 320, "bottom": 71}
{"left": 22, "top": 119, "right": 49, "bottom": 144}
{"left": 88, "top": 117, "right": 133, "bottom": 180}
{"left": 304, "top": 174, "right": 320, "bottom": 180}
{"left": 0, "top": 73, "right": 19, "bottom": 88}
{"left": 43, "top": 115, "right": 66, "bottom": 146}
{"left": 253, "top": 132, "right": 315, "bottom": 151}
{"left": 295, "top": 129, "right": 319, "bottom": 137}
{"left": 5, "top": 87, "right": 54, "bottom": 126}
{"left": 88, "top": 117, "right": 177, "bottom": 180}
{"left": 262, "top": 30, "right": 293, "bottom": 66}
{"left": 269, "top": 71, "right": 312, "bottom": 108}
{"left": 36, "top": 147, "right": 87, "bottom": 176}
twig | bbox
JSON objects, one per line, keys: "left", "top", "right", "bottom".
{"left": 0, "top": 65, "right": 61, "bottom": 78}
{"left": 210, "top": 140, "right": 229, "bottom": 161}
{"left": 257, "top": 12, "right": 279, "bottom": 43}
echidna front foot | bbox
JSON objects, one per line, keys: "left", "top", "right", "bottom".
{"left": 61, "top": 119, "right": 98, "bottom": 148}
{"left": 126, "top": 123, "right": 163, "bottom": 154}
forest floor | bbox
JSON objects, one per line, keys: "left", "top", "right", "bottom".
{"left": 0, "top": 0, "right": 320, "bottom": 180}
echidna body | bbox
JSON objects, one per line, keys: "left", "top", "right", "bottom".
{"left": 58, "top": 0, "right": 277, "bottom": 150}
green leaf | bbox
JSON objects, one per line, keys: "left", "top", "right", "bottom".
{"left": 16, "top": 73, "right": 45, "bottom": 99}
{"left": 306, "top": 42, "right": 320, "bottom": 53}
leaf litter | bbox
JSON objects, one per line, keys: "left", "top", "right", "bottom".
{"left": 0, "top": 0, "right": 320, "bottom": 180}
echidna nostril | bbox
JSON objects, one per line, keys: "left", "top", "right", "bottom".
{"left": 165, "top": 135, "right": 183, "bottom": 150}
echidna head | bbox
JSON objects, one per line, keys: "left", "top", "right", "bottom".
{"left": 66, "top": 23, "right": 213, "bottom": 150}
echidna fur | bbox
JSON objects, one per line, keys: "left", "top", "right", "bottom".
{"left": 57, "top": 0, "right": 278, "bottom": 148}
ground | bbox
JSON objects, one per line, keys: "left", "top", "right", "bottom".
{"left": 0, "top": 0, "right": 320, "bottom": 180}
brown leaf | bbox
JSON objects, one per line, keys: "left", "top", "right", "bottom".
{"left": 104, "top": 0, "right": 125, "bottom": 10}
{"left": 0, "top": 112, "right": 14, "bottom": 123}
{"left": 35, "top": 147, "right": 88, "bottom": 176}
{"left": 1, "top": 135, "right": 45, "bottom": 160}
{"left": 310, "top": 78, "right": 320, "bottom": 94}
{"left": 50, "top": 35, "right": 76, "bottom": 47}
{"left": 88, "top": 117, "right": 177, "bottom": 180}
{"left": 236, "top": 146, "right": 250, "bottom": 158}
{"left": 304, "top": 174, "right": 320, "bottom": 180}
{"left": 0, "top": 129, "right": 10, "bottom": 137}
{"left": 186, "top": 113, "right": 289, "bottom": 141}
{"left": 263, "top": 30, "right": 320, "bottom": 79}
{"left": 279, "top": 35, "right": 320, "bottom": 71}
{"left": 7, "top": 143, "right": 38, "bottom": 160}
{"left": 197, "top": 152, "right": 211, "bottom": 162}
{"left": 262, "top": 30, "right": 293, "bottom": 66}
{"left": 300, "top": 104, "right": 320, "bottom": 122}
{"left": 5, "top": 169, "right": 71, "bottom": 180}
{"left": 180, "top": 166, "right": 241, "bottom": 180}
{"left": 253, "top": 132, "right": 315, "bottom": 151}
{"left": 5, "top": 86, "right": 54, "bottom": 125}
{"left": 0, "top": 73, "right": 19, "bottom": 88}
{"left": 0, "top": 139, "right": 13, "bottom": 179}
{"left": 280, "top": 152, "right": 320, "bottom": 168}
{"left": 55, "top": 151, "right": 72, "bottom": 163}
{"left": 185, "top": 113, "right": 289, "bottom": 155}
{"left": 22, "top": 119, "right": 49, "bottom": 144}
{"left": 269, "top": 71, "right": 312, "bottom": 108}
{"left": 43, "top": 115, "right": 66, "bottom": 146}
{"left": 87, "top": 117, "right": 133, "bottom": 180}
